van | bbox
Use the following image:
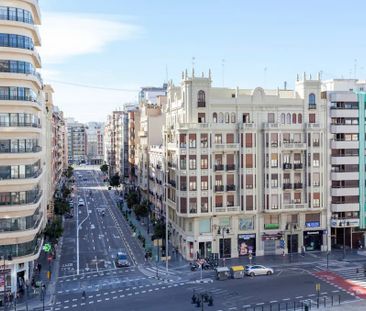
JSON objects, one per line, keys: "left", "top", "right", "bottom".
{"left": 115, "top": 252, "right": 129, "bottom": 267}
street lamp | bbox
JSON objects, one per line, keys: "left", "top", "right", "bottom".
{"left": 1, "top": 255, "right": 12, "bottom": 311}
{"left": 217, "top": 226, "right": 230, "bottom": 266}
{"left": 339, "top": 220, "right": 349, "bottom": 259}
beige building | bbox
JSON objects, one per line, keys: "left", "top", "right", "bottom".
{"left": 66, "top": 118, "right": 87, "bottom": 165}
{"left": 136, "top": 87, "right": 166, "bottom": 200}
{"left": 0, "top": 0, "right": 48, "bottom": 293}
{"left": 164, "top": 70, "right": 329, "bottom": 260}
{"left": 44, "top": 85, "right": 67, "bottom": 216}
{"left": 149, "top": 145, "right": 165, "bottom": 218}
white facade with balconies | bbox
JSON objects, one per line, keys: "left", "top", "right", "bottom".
{"left": 0, "top": 0, "right": 48, "bottom": 294}
{"left": 164, "top": 70, "right": 329, "bottom": 260}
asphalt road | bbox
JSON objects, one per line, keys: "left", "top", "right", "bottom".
{"left": 46, "top": 167, "right": 359, "bottom": 311}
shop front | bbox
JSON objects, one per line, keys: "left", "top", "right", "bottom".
{"left": 262, "top": 232, "right": 283, "bottom": 255}
{"left": 304, "top": 230, "right": 323, "bottom": 251}
{"left": 238, "top": 234, "right": 256, "bottom": 256}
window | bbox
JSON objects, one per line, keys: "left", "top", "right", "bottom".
{"left": 200, "top": 134, "right": 208, "bottom": 148}
{"left": 292, "top": 113, "right": 297, "bottom": 124}
{"left": 242, "top": 113, "right": 250, "bottom": 123}
{"left": 189, "top": 155, "right": 196, "bottom": 170}
{"left": 231, "top": 112, "right": 236, "bottom": 123}
{"left": 309, "top": 93, "right": 316, "bottom": 108}
{"left": 225, "top": 112, "right": 230, "bottom": 123}
{"left": 227, "top": 195, "right": 234, "bottom": 207}
{"left": 198, "top": 113, "right": 205, "bottom": 123}
{"left": 246, "top": 175, "right": 253, "bottom": 189}
{"left": 180, "top": 198, "right": 187, "bottom": 213}
{"left": 313, "top": 153, "right": 320, "bottom": 167}
{"left": 267, "top": 113, "right": 275, "bottom": 123}
{"left": 286, "top": 113, "right": 291, "bottom": 124}
{"left": 215, "top": 195, "right": 223, "bottom": 208}
{"left": 188, "top": 134, "right": 196, "bottom": 148}
{"left": 313, "top": 173, "right": 320, "bottom": 187}
{"left": 198, "top": 90, "right": 205, "bottom": 107}
{"left": 309, "top": 114, "right": 316, "bottom": 123}
{"left": 200, "top": 155, "right": 208, "bottom": 169}
{"left": 199, "top": 219, "right": 211, "bottom": 233}
{"left": 244, "top": 133, "right": 252, "bottom": 147}
{"left": 313, "top": 193, "right": 320, "bottom": 207}
{"left": 189, "top": 198, "right": 197, "bottom": 213}
{"left": 281, "top": 113, "right": 285, "bottom": 124}
{"left": 226, "top": 133, "right": 234, "bottom": 144}
{"left": 214, "top": 134, "right": 222, "bottom": 144}
{"left": 298, "top": 113, "right": 302, "bottom": 124}
{"left": 246, "top": 195, "right": 254, "bottom": 211}
{"left": 189, "top": 177, "right": 197, "bottom": 191}
{"left": 271, "top": 153, "right": 278, "bottom": 168}
{"left": 213, "top": 113, "right": 217, "bottom": 123}
{"left": 201, "top": 176, "right": 208, "bottom": 190}
{"left": 201, "top": 198, "right": 208, "bottom": 213}
{"left": 271, "top": 174, "right": 278, "bottom": 188}
{"left": 245, "top": 154, "right": 253, "bottom": 168}
{"left": 218, "top": 112, "right": 224, "bottom": 123}
{"left": 179, "top": 134, "right": 186, "bottom": 148}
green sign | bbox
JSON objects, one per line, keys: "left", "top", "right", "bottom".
{"left": 264, "top": 224, "right": 279, "bottom": 230}
{"left": 43, "top": 243, "right": 52, "bottom": 253}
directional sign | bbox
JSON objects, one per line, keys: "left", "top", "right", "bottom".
{"left": 43, "top": 243, "right": 52, "bottom": 253}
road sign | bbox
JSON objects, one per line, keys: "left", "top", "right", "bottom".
{"left": 153, "top": 239, "right": 163, "bottom": 247}
{"left": 43, "top": 243, "right": 52, "bottom": 253}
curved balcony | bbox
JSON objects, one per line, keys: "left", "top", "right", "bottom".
{"left": 0, "top": 168, "right": 42, "bottom": 187}
{"left": 0, "top": 236, "right": 42, "bottom": 263}
{"left": 0, "top": 20, "right": 40, "bottom": 46}
{"left": 0, "top": 71, "right": 43, "bottom": 88}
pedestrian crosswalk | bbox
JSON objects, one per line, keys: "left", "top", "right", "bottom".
{"left": 332, "top": 267, "right": 366, "bottom": 289}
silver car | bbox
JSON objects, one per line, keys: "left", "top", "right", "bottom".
{"left": 245, "top": 265, "right": 274, "bottom": 276}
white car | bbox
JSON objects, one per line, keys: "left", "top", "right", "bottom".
{"left": 245, "top": 265, "right": 274, "bottom": 276}
{"left": 78, "top": 199, "right": 85, "bottom": 207}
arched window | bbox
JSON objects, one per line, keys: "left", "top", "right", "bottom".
{"left": 280, "top": 113, "right": 285, "bottom": 124}
{"left": 309, "top": 93, "right": 316, "bottom": 109}
{"left": 225, "top": 112, "right": 230, "bottom": 123}
{"left": 218, "top": 112, "right": 224, "bottom": 123}
{"left": 231, "top": 112, "right": 236, "bottom": 123}
{"left": 298, "top": 113, "right": 302, "bottom": 124}
{"left": 198, "top": 90, "right": 205, "bottom": 107}
{"left": 213, "top": 112, "right": 217, "bottom": 123}
{"left": 292, "top": 113, "right": 297, "bottom": 124}
{"left": 286, "top": 113, "right": 291, "bottom": 124}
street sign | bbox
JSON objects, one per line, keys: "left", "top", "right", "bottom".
{"left": 43, "top": 243, "right": 52, "bottom": 253}
{"left": 160, "top": 256, "right": 171, "bottom": 261}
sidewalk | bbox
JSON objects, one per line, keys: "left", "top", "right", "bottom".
{"left": 114, "top": 193, "right": 188, "bottom": 270}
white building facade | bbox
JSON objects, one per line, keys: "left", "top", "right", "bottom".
{"left": 164, "top": 71, "right": 329, "bottom": 260}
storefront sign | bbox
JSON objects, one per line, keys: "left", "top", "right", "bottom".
{"left": 264, "top": 223, "right": 279, "bottom": 230}
{"left": 261, "top": 233, "right": 282, "bottom": 241}
{"left": 305, "top": 221, "right": 320, "bottom": 228}
{"left": 239, "top": 218, "right": 254, "bottom": 230}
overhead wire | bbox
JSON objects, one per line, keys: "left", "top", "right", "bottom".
{"left": 47, "top": 79, "right": 139, "bottom": 92}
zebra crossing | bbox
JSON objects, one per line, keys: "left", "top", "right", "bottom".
{"left": 332, "top": 267, "right": 366, "bottom": 289}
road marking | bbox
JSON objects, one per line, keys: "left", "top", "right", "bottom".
{"left": 270, "top": 300, "right": 278, "bottom": 303}
{"left": 295, "top": 296, "right": 303, "bottom": 299}
{"left": 282, "top": 298, "right": 290, "bottom": 301}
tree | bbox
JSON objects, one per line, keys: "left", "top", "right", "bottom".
{"left": 44, "top": 216, "right": 63, "bottom": 241}
{"left": 133, "top": 203, "right": 148, "bottom": 218}
{"left": 100, "top": 163, "right": 109, "bottom": 174}
{"left": 153, "top": 219, "right": 166, "bottom": 240}
{"left": 127, "top": 191, "right": 139, "bottom": 208}
{"left": 110, "top": 173, "right": 120, "bottom": 188}
{"left": 54, "top": 198, "right": 70, "bottom": 215}
{"left": 64, "top": 166, "right": 74, "bottom": 179}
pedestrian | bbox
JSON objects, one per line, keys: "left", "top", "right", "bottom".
{"left": 37, "top": 263, "right": 42, "bottom": 273}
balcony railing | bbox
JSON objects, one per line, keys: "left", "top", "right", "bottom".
{"left": 226, "top": 164, "right": 236, "bottom": 171}
{"left": 283, "top": 183, "right": 292, "bottom": 190}
{"left": 214, "top": 164, "right": 224, "bottom": 171}
{"left": 215, "top": 185, "right": 224, "bottom": 192}
{"left": 0, "top": 122, "right": 41, "bottom": 128}
{"left": 283, "top": 163, "right": 292, "bottom": 170}
{"left": 294, "top": 182, "right": 303, "bottom": 189}
{"left": 294, "top": 163, "right": 303, "bottom": 170}
{"left": 226, "top": 185, "right": 236, "bottom": 191}
{"left": 0, "top": 95, "right": 38, "bottom": 103}
{"left": 0, "top": 146, "right": 41, "bottom": 154}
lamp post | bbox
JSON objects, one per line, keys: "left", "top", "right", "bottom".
{"left": 217, "top": 226, "right": 230, "bottom": 266}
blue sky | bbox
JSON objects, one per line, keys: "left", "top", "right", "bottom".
{"left": 40, "top": 0, "right": 366, "bottom": 122}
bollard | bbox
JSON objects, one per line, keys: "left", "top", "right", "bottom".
{"left": 317, "top": 297, "right": 319, "bottom": 308}
{"left": 208, "top": 296, "right": 213, "bottom": 306}
{"left": 285, "top": 301, "right": 288, "bottom": 311}
{"left": 338, "top": 295, "right": 341, "bottom": 305}
{"left": 323, "top": 296, "right": 326, "bottom": 307}
{"left": 331, "top": 295, "right": 334, "bottom": 306}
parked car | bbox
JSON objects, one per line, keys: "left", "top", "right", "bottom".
{"left": 78, "top": 199, "right": 85, "bottom": 207}
{"left": 244, "top": 265, "right": 274, "bottom": 277}
{"left": 115, "top": 252, "right": 129, "bottom": 267}
{"left": 65, "top": 213, "right": 73, "bottom": 219}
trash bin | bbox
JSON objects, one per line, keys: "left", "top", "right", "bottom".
{"left": 215, "top": 267, "right": 230, "bottom": 280}
{"left": 230, "top": 265, "right": 244, "bottom": 279}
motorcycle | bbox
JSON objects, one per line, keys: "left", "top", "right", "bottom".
{"left": 190, "top": 262, "right": 199, "bottom": 271}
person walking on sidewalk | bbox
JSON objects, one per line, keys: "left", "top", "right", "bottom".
{"left": 37, "top": 263, "right": 42, "bottom": 273}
